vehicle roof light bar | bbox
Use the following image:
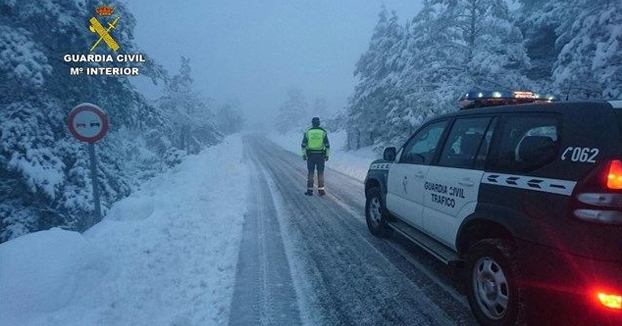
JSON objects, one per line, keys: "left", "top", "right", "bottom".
{"left": 459, "top": 91, "right": 556, "bottom": 110}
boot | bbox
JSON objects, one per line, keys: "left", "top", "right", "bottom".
{"left": 305, "top": 174, "right": 314, "bottom": 196}
{"left": 318, "top": 173, "right": 326, "bottom": 196}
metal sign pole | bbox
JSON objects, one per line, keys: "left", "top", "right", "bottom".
{"left": 88, "top": 142, "right": 102, "bottom": 224}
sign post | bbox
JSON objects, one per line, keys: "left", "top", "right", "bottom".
{"left": 87, "top": 143, "right": 102, "bottom": 224}
{"left": 68, "top": 103, "right": 109, "bottom": 226}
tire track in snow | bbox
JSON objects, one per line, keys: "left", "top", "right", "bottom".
{"left": 228, "top": 138, "right": 302, "bottom": 326}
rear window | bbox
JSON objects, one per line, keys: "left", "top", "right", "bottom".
{"left": 488, "top": 114, "right": 561, "bottom": 173}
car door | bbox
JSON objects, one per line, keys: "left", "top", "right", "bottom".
{"left": 423, "top": 117, "right": 496, "bottom": 248}
{"left": 386, "top": 120, "right": 448, "bottom": 229}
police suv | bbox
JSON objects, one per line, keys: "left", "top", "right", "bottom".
{"left": 364, "top": 91, "right": 622, "bottom": 325}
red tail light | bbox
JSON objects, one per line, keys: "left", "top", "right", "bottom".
{"left": 597, "top": 292, "right": 622, "bottom": 310}
{"left": 607, "top": 160, "right": 622, "bottom": 190}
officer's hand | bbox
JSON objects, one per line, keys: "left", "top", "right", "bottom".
{"left": 325, "top": 156, "right": 329, "bottom": 162}
{"left": 303, "top": 156, "right": 307, "bottom": 161}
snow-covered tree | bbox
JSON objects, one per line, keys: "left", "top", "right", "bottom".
{"left": 553, "top": 0, "right": 622, "bottom": 99}
{"left": 426, "top": 0, "right": 531, "bottom": 91}
{"left": 347, "top": 7, "right": 404, "bottom": 149}
{"left": 158, "top": 57, "right": 221, "bottom": 154}
{"left": 515, "top": 0, "right": 560, "bottom": 83}
{"left": 384, "top": 1, "right": 449, "bottom": 146}
{"left": 216, "top": 102, "right": 246, "bottom": 135}
{"left": 345, "top": 1, "right": 532, "bottom": 149}
{"left": 275, "top": 88, "right": 308, "bottom": 134}
{"left": 514, "top": 0, "right": 622, "bottom": 99}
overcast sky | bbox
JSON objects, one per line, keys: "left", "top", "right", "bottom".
{"left": 127, "top": 0, "right": 424, "bottom": 124}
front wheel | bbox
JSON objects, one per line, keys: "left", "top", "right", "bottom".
{"left": 466, "top": 239, "right": 525, "bottom": 326}
{"left": 365, "top": 188, "right": 391, "bottom": 237}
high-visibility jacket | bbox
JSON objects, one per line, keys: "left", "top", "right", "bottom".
{"left": 301, "top": 127, "right": 330, "bottom": 157}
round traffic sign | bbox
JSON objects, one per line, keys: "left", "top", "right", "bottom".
{"left": 68, "top": 103, "right": 109, "bottom": 143}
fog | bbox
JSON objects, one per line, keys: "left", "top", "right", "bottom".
{"left": 127, "top": 0, "right": 424, "bottom": 126}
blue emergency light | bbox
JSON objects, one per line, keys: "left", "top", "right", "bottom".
{"left": 459, "top": 90, "right": 556, "bottom": 110}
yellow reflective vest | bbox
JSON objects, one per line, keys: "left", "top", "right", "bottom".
{"left": 301, "top": 127, "right": 330, "bottom": 157}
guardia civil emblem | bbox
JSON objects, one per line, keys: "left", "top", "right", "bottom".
{"left": 89, "top": 4, "right": 120, "bottom": 52}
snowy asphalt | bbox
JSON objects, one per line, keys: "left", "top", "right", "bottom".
{"left": 228, "top": 135, "right": 478, "bottom": 326}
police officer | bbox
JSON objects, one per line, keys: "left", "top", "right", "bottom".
{"left": 301, "top": 117, "right": 330, "bottom": 196}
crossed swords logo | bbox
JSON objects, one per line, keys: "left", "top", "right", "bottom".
{"left": 89, "top": 16, "right": 120, "bottom": 52}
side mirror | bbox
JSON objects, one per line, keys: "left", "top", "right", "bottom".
{"left": 383, "top": 147, "right": 397, "bottom": 162}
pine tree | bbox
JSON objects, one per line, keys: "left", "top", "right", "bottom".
{"left": 346, "top": 1, "right": 531, "bottom": 149}
{"left": 515, "top": 0, "right": 560, "bottom": 84}
{"left": 343, "top": 0, "right": 619, "bottom": 152}
{"left": 428, "top": 0, "right": 531, "bottom": 91}
{"left": 347, "top": 7, "right": 404, "bottom": 149}
{"left": 158, "top": 57, "right": 221, "bottom": 154}
{"left": 216, "top": 102, "right": 246, "bottom": 135}
{"left": 384, "top": 1, "right": 446, "bottom": 146}
{"left": 553, "top": 0, "right": 622, "bottom": 99}
{"left": 275, "top": 88, "right": 308, "bottom": 134}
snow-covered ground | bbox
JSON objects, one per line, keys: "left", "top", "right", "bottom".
{"left": 0, "top": 135, "right": 249, "bottom": 326}
{"left": 269, "top": 130, "right": 379, "bottom": 182}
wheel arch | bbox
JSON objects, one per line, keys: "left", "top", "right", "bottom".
{"left": 456, "top": 215, "right": 516, "bottom": 258}
{"left": 365, "top": 174, "right": 386, "bottom": 199}
{"left": 365, "top": 178, "right": 381, "bottom": 195}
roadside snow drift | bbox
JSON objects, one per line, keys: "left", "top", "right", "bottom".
{"left": 0, "top": 135, "right": 249, "bottom": 326}
{"left": 0, "top": 228, "right": 108, "bottom": 320}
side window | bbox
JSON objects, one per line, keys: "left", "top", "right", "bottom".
{"left": 475, "top": 118, "right": 497, "bottom": 169}
{"left": 400, "top": 121, "right": 448, "bottom": 165}
{"left": 489, "top": 114, "right": 561, "bottom": 173}
{"left": 438, "top": 117, "right": 492, "bottom": 169}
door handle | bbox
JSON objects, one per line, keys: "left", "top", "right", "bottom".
{"left": 414, "top": 171, "right": 425, "bottom": 178}
{"left": 459, "top": 179, "right": 475, "bottom": 187}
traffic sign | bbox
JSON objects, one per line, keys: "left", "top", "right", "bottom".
{"left": 68, "top": 103, "right": 109, "bottom": 143}
{"left": 67, "top": 103, "right": 108, "bottom": 226}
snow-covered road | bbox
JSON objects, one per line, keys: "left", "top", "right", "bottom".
{"left": 229, "top": 135, "right": 477, "bottom": 326}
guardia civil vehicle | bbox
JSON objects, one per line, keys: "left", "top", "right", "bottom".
{"left": 364, "top": 91, "right": 622, "bottom": 325}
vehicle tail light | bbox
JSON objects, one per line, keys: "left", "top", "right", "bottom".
{"left": 571, "top": 160, "right": 622, "bottom": 225}
{"left": 597, "top": 292, "right": 622, "bottom": 310}
{"left": 607, "top": 160, "right": 622, "bottom": 190}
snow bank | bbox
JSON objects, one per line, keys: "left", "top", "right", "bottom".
{"left": 0, "top": 228, "right": 108, "bottom": 325}
{"left": 269, "top": 130, "right": 379, "bottom": 182}
{"left": 0, "top": 135, "right": 249, "bottom": 326}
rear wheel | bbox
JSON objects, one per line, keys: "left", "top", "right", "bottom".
{"left": 365, "top": 188, "right": 391, "bottom": 237}
{"left": 466, "top": 239, "right": 524, "bottom": 326}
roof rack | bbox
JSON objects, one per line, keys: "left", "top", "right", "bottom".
{"left": 459, "top": 91, "right": 556, "bottom": 110}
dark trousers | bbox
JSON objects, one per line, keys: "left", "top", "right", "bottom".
{"left": 306, "top": 153, "right": 325, "bottom": 190}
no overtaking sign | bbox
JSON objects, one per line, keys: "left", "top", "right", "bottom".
{"left": 68, "top": 103, "right": 109, "bottom": 143}
{"left": 68, "top": 103, "right": 109, "bottom": 227}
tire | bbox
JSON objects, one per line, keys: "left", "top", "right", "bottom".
{"left": 466, "top": 239, "right": 525, "bottom": 326}
{"left": 365, "top": 188, "right": 391, "bottom": 237}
